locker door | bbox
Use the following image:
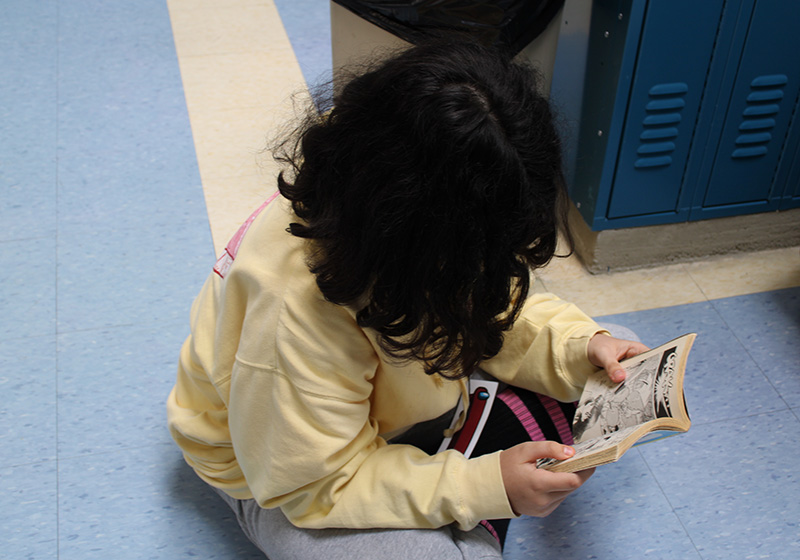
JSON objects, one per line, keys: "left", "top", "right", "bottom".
{"left": 700, "top": 0, "right": 800, "bottom": 210}
{"left": 606, "top": 0, "right": 724, "bottom": 220}
{"left": 777, "top": 81, "right": 800, "bottom": 210}
{"left": 780, "top": 141, "right": 800, "bottom": 209}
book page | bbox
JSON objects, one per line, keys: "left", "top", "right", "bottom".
{"left": 572, "top": 340, "right": 686, "bottom": 444}
{"left": 575, "top": 424, "right": 640, "bottom": 455}
{"left": 537, "top": 334, "right": 695, "bottom": 471}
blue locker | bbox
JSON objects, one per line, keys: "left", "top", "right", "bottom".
{"left": 693, "top": 0, "right": 800, "bottom": 217}
{"left": 606, "top": 0, "right": 724, "bottom": 220}
{"left": 564, "top": 0, "right": 800, "bottom": 230}
{"left": 779, "top": 131, "right": 800, "bottom": 210}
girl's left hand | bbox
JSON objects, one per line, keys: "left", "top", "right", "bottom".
{"left": 587, "top": 333, "right": 649, "bottom": 383}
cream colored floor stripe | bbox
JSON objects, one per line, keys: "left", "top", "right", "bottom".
{"left": 167, "top": 0, "right": 800, "bottom": 314}
{"left": 167, "top": 0, "right": 308, "bottom": 254}
{"left": 535, "top": 245, "right": 800, "bottom": 316}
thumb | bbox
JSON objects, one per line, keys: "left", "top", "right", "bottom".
{"left": 605, "top": 360, "right": 626, "bottom": 383}
{"left": 517, "top": 441, "right": 576, "bottom": 463}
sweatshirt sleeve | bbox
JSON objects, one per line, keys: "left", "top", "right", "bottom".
{"left": 480, "top": 292, "right": 608, "bottom": 402}
{"left": 227, "top": 296, "right": 515, "bottom": 530}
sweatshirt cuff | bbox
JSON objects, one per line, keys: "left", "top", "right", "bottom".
{"left": 457, "top": 451, "right": 517, "bottom": 530}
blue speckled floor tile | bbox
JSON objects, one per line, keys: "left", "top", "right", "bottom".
{"left": 55, "top": 145, "right": 204, "bottom": 233}
{"left": 274, "top": 0, "right": 333, "bottom": 89}
{"left": 0, "top": 1, "right": 56, "bottom": 49}
{"left": 55, "top": 91, "right": 204, "bottom": 242}
{"left": 0, "top": 115, "right": 57, "bottom": 243}
{"left": 56, "top": 58, "right": 197, "bottom": 208}
{"left": 0, "top": 460, "right": 58, "bottom": 560}
{"left": 3, "top": 0, "right": 799, "bottom": 557}
{"left": 56, "top": 220, "right": 212, "bottom": 333}
{"left": 597, "top": 301, "right": 787, "bottom": 426}
{"left": 0, "top": 0, "right": 58, "bottom": 243}
{"left": 52, "top": 0, "right": 209, "bottom": 337}
{"left": 55, "top": 0, "right": 202, "bottom": 232}
{"left": 0, "top": 336, "right": 57, "bottom": 467}
{"left": 57, "top": 321, "right": 189, "bottom": 457}
{"left": 641, "top": 409, "right": 800, "bottom": 559}
{"left": 505, "top": 452, "right": 701, "bottom": 560}
{"left": 57, "top": 444, "right": 262, "bottom": 560}
{"left": 56, "top": 0, "right": 176, "bottom": 77}
{"left": 0, "top": 162, "right": 57, "bottom": 243}
{"left": 56, "top": 0, "right": 184, "bottom": 123}
{"left": 0, "top": 237, "right": 56, "bottom": 340}
{"left": 0, "top": 1, "right": 57, "bottom": 115}
{"left": 711, "top": 287, "right": 800, "bottom": 407}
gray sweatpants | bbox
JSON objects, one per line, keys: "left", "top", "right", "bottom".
{"left": 212, "top": 486, "right": 502, "bottom": 560}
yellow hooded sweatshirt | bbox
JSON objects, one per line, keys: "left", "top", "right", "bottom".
{"left": 166, "top": 194, "right": 605, "bottom": 531}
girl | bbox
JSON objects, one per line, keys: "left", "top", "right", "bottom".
{"left": 167, "top": 41, "right": 647, "bottom": 559}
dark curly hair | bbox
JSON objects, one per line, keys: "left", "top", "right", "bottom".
{"left": 275, "top": 40, "right": 573, "bottom": 379}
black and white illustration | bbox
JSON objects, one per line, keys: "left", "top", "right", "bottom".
{"left": 653, "top": 346, "right": 678, "bottom": 419}
{"left": 570, "top": 344, "right": 683, "bottom": 448}
{"left": 536, "top": 425, "right": 641, "bottom": 470}
{"left": 572, "top": 353, "right": 659, "bottom": 443}
{"left": 538, "top": 334, "right": 695, "bottom": 472}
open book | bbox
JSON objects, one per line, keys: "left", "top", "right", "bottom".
{"left": 538, "top": 333, "right": 697, "bottom": 473}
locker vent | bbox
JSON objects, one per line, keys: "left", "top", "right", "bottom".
{"left": 732, "top": 74, "right": 787, "bottom": 159}
{"left": 635, "top": 82, "right": 688, "bottom": 169}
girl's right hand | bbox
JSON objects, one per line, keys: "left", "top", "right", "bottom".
{"left": 499, "top": 441, "right": 594, "bottom": 517}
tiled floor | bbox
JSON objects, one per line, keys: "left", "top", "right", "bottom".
{"left": 1, "top": 1, "right": 798, "bottom": 559}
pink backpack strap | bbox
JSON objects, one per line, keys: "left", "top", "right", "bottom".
{"left": 213, "top": 191, "right": 281, "bottom": 278}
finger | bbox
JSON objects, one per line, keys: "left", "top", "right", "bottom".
{"left": 527, "top": 469, "right": 597, "bottom": 517}
{"left": 506, "top": 441, "right": 572, "bottom": 464}
{"left": 537, "top": 470, "right": 592, "bottom": 493}
{"left": 548, "top": 467, "right": 594, "bottom": 491}
{"left": 529, "top": 488, "right": 583, "bottom": 517}
{"left": 519, "top": 441, "right": 576, "bottom": 463}
{"left": 609, "top": 342, "right": 650, "bottom": 381}
{"left": 590, "top": 339, "right": 629, "bottom": 382}
{"left": 540, "top": 496, "right": 568, "bottom": 517}
{"left": 529, "top": 492, "right": 570, "bottom": 518}
{"left": 545, "top": 491, "right": 574, "bottom": 504}
{"left": 605, "top": 359, "right": 626, "bottom": 383}
{"left": 574, "top": 467, "right": 596, "bottom": 483}
{"left": 622, "top": 342, "right": 649, "bottom": 358}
